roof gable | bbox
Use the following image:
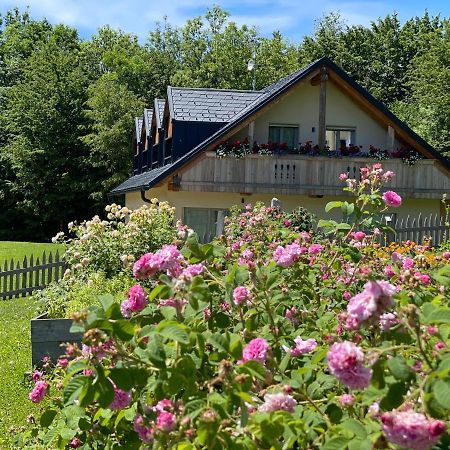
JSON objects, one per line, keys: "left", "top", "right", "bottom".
{"left": 134, "top": 116, "right": 143, "bottom": 143}
{"left": 154, "top": 98, "right": 166, "bottom": 129}
{"left": 143, "top": 108, "right": 153, "bottom": 137}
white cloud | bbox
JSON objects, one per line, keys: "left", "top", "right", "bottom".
{"left": 0, "top": 0, "right": 446, "bottom": 41}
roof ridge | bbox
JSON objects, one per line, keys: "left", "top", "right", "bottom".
{"left": 169, "top": 86, "right": 261, "bottom": 94}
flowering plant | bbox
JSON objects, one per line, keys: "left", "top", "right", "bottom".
{"left": 215, "top": 139, "right": 251, "bottom": 158}
{"left": 19, "top": 165, "right": 450, "bottom": 450}
{"left": 53, "top": 201, "right": 176, "bottom": 279}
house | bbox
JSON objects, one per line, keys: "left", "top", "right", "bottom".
{"left": 111, "top": 57, "right": 450, "bottom": 240}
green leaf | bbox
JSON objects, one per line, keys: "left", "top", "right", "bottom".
{"left": 157, "top": 321, "right": 190, "bottom": 344}
{"left": 214, "top": 312, "right": 231, "bottom": 328}
{"left": 380, "top": 382, "right": 407, "bottom": 410}
{"left": 433, "top": 266, "right": 450, "bottom": 287}
{"left": 432, "top": 380, "right": 450, "bottom": 409}
{"left": 60, "top": 428, "right": 76, "bottom": 440}
{"left": 348, "top": 439, "right": 372, "bottom": 450}
{"left": 109, "top": 368, "right": 134, "bottom": 391}
{"left": 325, "top": 201, "right": 343, "bottom": 212}
{"left": 207, "top": 333, "right": 229, "bottom": 353}
{"left": 237, "top": 360, "right": 266, "bottom": 380}
{"left": 388, "top": 356, "right": 412, "bottom": 381}
{"left": 318, "top": 219, "right": 337, "bottom": 230}
{"left": 322, "top": 436, "right": 350, "bottom": 450}
{"left": 64, "top": 376, "right": 89, "bottom": 405}
{"left": 438, "top": 355, "right": 450, "bottom": 375}
{"left": 98, "top": 294, "right": 114, "bottom": 313}
{"left": 341, "top": 201, "right": 355, "bottom": 217}
{"left": 69, "top": 321, "right": 84, "bottom": 333}
{"left": 78, "top": 378, "right": 96, "bottom": 407}
{"left": 94, "top": 376, "right": 115, "bottom": 408}
{"left": 149, "top": 284, "right": 171, "bottom": 301}
{"left": 147, "top": 336, "right": 166, "bottom": 368}
{"left": 427, "top": 309, "right": 450, "bottom": 324}
{"left": 340, "top": 419, "right": 367, "bottom": 439}
{"left": 112, "top": 320, "right": 135, "bottom": 341}
{"left": 66, "top": 361, "right": 87, "bottom": 377}
{"left": 335, "top": 223, "right": 352, "bottom": 231}
{"left": 325, "top": 404, "right": 342, "bottom": 425}
{"left": 40, "top": 409, "right": 57, "bottom": 428}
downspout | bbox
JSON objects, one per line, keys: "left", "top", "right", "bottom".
{"left": 140, "top": 189, "right": 152, "bottom": 204}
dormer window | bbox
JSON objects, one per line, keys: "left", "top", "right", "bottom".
{"left": 268, "top": 124, "right": 299, "bottom": 150}
{"left": 326, "top": 127, "right": 356, "bottom": 151}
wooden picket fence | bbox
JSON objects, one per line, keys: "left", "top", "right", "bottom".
{"left": 380, "top": 213, "right": 449, "bottom": 247}
{"left": 0, "top": 251, "right": 66, "bottom": 300}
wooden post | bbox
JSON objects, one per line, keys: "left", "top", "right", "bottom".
{"left": 387, "top": 125, "right": 395, "bottom": 151}
{"left": 318, "top": 66, "right": 328, "bottom": 151}
{"left": 248, "top": 121, "right": 255, "bottom": 146}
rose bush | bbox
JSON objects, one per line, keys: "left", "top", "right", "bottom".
{"left": 18, "top": 164, "right": 450, "bottom": 449}
{"left": 38, "top": 201, "right": 178, "bottom": 318}
{"left": 57, "top": 201, "right": 177, "bottom": 279}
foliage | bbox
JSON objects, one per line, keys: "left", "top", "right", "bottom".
{"left": 54, "top": 201, "right": 177, "bottom": 280}
{"left": 18, "top": 164, "right": 450, "bottom": 449}
{"left": 1, "top": 24, "right": 93, "bottom": 240}
{"left": 34, "top": 271, "right": 136, "bottom": 320}
{"left": 81, "top": 73, "right": 145, "bottom": 199}
{"left": 0, "top": 297, "right": 44, "bottom": 448}
{"left": 218, "top": 201, "right": 315, "bottom": 254}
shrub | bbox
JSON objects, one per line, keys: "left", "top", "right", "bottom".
{"left": 218, "top": 202, "right": 315, "bottom": 255}
{"left": 56, "top": 201, "right": 177, "bottom": 279}
{"left": 19, "top": 164, "right": 450, "bottom": 449}
{"left": 39, "top": 200, "right": 177, "bottom": 317}
{"left": 35, "top": 271, "right": 136, "bottom": 319}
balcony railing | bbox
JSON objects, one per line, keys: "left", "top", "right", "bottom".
{"left": 177, "top": 152, "right": 450, "bottom": 199}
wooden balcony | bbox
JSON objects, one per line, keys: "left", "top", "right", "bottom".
{"left": 178, "top": 152, "right": 450, "bottom": 199}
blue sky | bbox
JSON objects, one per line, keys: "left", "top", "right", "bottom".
{"left": 0, "top": 0, "right": 448, "bottom": 42}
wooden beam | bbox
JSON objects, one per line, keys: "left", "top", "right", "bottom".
{"left": 318, "top": 66, "right": 328, "bottom": 151}
{"left": 386, "top": 125, "right": 395, "bottom": 151}
{"left": 310, "top": 73, "right": 321, "bottom": 86}
{"left": 248, "top": 121, "right": 255, "bottom": 145}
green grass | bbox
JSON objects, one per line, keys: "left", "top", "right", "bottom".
{"left": 0, "top": 297, "right": 43, "bottom": 448}
{"left": 0, "top": 241, "right": 65, "bottom": 265}
{"left": 0, "top": 242, "right": 66, "bottom": 448}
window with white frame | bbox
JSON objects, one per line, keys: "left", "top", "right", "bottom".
{"left": 326, "top": 128, "right": 356, "bottom": 150}
{"left": 183, "top": 208, "right": 227, "bottom": 242}
{"left": 268, "top": 125, "right": 299, "bottom": 150}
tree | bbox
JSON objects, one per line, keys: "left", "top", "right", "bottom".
{"left": 393, "top": 19, "right": 450, "bottom": 156}
{"left": 82, "top": 72, "right": 145, "bottom": 198}
{"left": 1, "top": 25, "right": 93, "bottom": 238}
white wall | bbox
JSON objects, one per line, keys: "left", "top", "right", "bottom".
{"left": 227, "top": 80, "right": 401, "bottom": 151}
{"left": 126, "top": 185, "right": 441, "bottom": 223}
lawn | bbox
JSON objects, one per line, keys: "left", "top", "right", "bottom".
{"left": 0, "top": 241, "right": 65, "bottom": 265}
{"left": 0, "top": 297, "right": 43, "bottom": 448}
{"left": 0, "top": 241, "right": 65, "bottom": 448}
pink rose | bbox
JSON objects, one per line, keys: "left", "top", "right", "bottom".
{"left": 382, "top": 191, "right": 402, "bottom": 207}
{"left": 29, "top": 381, "right": 48, "bottom": 403}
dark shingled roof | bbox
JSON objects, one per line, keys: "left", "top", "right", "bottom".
{"left": 135, "top": 116, "right": 143, "bottom": 142}
{"left": 111, "top": 56, "right": 450, "bottom": 195}
{"left": 154, "top": 98, "right": 166, "bottom": 128}
{"left": 167, "top": 87, "right": 263, "bottom": 123}
{"left": 110, "top": 165, "right": 173, "bottom": 195}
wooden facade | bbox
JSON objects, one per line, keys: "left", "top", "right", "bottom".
{"left": 176, "top": 153, "right": 450, "bottom": 199}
